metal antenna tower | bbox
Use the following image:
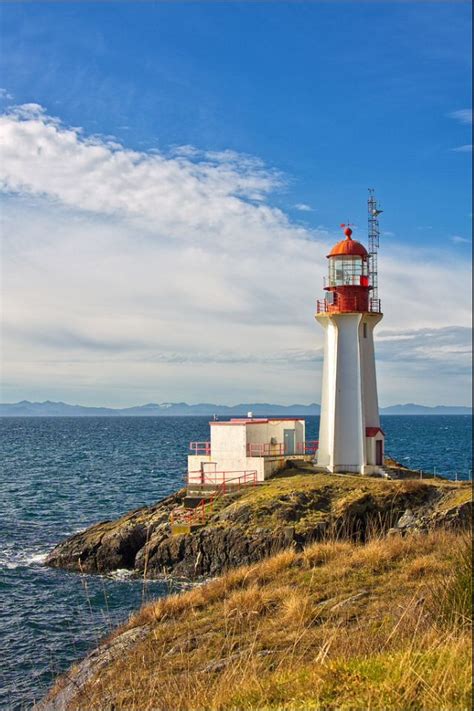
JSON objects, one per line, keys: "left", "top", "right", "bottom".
{"left": 367, "top": 189, "right": 382, "bottom": 310}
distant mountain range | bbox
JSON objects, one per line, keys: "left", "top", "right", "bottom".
{"left": 0, "top": 400, "right": 471, "bottom": 417}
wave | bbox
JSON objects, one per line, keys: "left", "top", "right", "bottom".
{"left": 108, "top": 568, "right": 137, "bottom": 580}
{"left": 27, "top": 552, "right": 48, "bottom": 565}
{"left": 0, "top": 549, "right": 48, "bottom": 570}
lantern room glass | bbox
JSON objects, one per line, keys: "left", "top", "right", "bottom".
{"left": 328, "top": 255, "right": 368, "bottom": 287}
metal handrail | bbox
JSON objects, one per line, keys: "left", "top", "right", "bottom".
{"left": 316, "top": 298, "right": 382, "bottom": 314}
{"left": 171, "top": 470, "right": 258, "bottom": 527}
{"left": 369, "top": 298, "right": 381, "bottom": 312}
{"left": 247, "top": 442, "right": 284, "bottom": 456}
{"left": 187, "top": 469, "right": 258, "bottom": 489}
{"left": 247, "top": 441, "right": 319, "bottom": 457}
{"left": 189, "top": 441, "right": 211, "bottom": 455}
{"left": 296, "top": 440, "right": 319, "bottom": 454}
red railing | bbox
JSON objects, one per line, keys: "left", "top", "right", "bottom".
{"left": 187, "top": 469, "right": 258, "bottom": 489}
{"left": 171, "top": 470, "right": 258, "bottom": 527}
{"left": 189, "top": 441, "right": 211, "bottom": 455}
{"left": 190, "top": 441, "right": 319, "bottom": 458}
{"left": 170, "top": 499, "right": 209, "bottom": 527}
{"left": 316, "top": 298, "right": 382, "bottom": 314}
{"left": 247, "top": 441, "right": 318, "bottom": 457}
{"left": 247, "top": 442, "right": 284, "bottom": 456}
{"left": 296, "top": 440, "right": 319, "bottom": 454}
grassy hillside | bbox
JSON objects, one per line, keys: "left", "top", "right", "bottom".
{"left": 45, "top": 465, "right": 472, "bottom": 579}
{"left": 53, "top": 527, "right": 472, "bottom": 710}
{"left": 202, "top": 470, "right": 471, "bottom": 534}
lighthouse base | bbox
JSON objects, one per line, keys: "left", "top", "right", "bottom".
{"left": 316, "top": 464, "right": 384, "bottom": 476}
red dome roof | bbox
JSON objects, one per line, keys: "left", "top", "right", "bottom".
{"left": 328, "top": 228, "right": 368, "bottom": 258}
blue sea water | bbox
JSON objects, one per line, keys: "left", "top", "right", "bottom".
{"left": 0, "top": 415, "right": 472, "bottom": 709}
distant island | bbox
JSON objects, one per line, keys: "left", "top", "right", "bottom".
{"left": 0, "top": 400, "right": 471, "bottom": 417}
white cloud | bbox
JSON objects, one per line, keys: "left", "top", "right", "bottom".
{"left": 294, "top": 203, "right": 314, "bottom": 212}
{"left": 377, "top": 326, "right": 471, "bottom": 369}
{"left": 376, "top": 326, "right": 472, "bottom": 408}
{"left": 448, "top": 109, "right": 473, "bottom": 125}
{"left": 0, "top": 103, "right": 287, "bottom": 241}
{"left": 450, "top": 235, "right": 471, "bottom": 244}
{"left": 448, "top": 110, "right": 472, "bottom": 154}
{"left": 0, "top": 105, "right": 471, "bottom": 407}
{"left": 0, "top": 88, "right": 13, "bottom": 101}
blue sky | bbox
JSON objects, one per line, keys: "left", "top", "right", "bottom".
{"left": 0, "top": 1, "right": 472, "bottom": 406}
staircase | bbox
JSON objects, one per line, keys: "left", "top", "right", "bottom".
{"left": 169, "top": 471, "right": 259, "bottom": 535}
{"left": 169, "top": 488, "right": 223, "bottom": 535}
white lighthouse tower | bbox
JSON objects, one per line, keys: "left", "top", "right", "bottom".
{"left": 316, "top": 197, "right": 384, "bottom": 474}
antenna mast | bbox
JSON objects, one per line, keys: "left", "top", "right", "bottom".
{"left": 368, "top": 189, "right": 382, "bottom": 311}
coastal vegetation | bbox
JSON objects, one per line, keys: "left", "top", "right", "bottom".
{"left": 48, "top": 526, "right": 472, "bottom": 710}
{"left": 45, "top": 465, "right": 472, "bottom": 580}
{"left": 41, "top": 463, "right": 473, "bottom": 710}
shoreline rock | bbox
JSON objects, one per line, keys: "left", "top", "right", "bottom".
{"left": 34, "top": 624, "right": 151, "bottom": 711}
{"left": 45, "top": 470, "right": 472, "bottom": 580}
{"left": 45, "top": 491, "right": 183, "bottom": 574}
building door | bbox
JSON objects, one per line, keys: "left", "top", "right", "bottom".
{"left": 376, "top": 440, "right": 383, "bottom": 466}
{"left": 201, "top": 462, "right": 217, "bottom": 484}
{"left": 284, "top": 430, "right": 295, "bottom": 455}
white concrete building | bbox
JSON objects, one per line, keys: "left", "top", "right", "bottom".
{"left": 187, "top": 418, "right": 316, "bottom": 486}
{"left": 315, "top": 226, "right": 384, "bottom": 474}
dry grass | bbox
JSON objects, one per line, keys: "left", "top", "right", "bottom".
{"left": 404, "top": 553, "right": 450, "bottom": 579}
{"left": 278, "top": 588, "right": 315, "bottom": 627}
{"left": 252, "top": 549, "right": 298, "bottom": 580}
{"left": 428, "top": 534, "right": 472, "bottom": 630}
{"left": 207, "top": 472, "right": 470, "bottom": 536}
{"left": 301, "top": 539, "right": 353, "bottom": 567}
{"left": 62, "top": 527, "right": 472, "bottom": 710}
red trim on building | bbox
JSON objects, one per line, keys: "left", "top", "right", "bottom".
{"left": 210, "top": 418, "right": 305, "bottom": 426}
{"left": 323, "top": 284, "right": 370, "bottom": 313}
{"left": 366, "top": 427, "right": 385, "bottom": 437}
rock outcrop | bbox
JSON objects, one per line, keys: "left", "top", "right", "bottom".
{"left": 45, "top": 470, "right": 472, "bottom": 580}
{"left": 45, "top": 491, "right": 182, "bottom": 574}
{"left": 35, "top": 624, "right": 151, "bottom": 711}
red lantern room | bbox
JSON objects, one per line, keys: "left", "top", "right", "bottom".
{"left": 317, "top": 226, "right": 379, "bottom": 314}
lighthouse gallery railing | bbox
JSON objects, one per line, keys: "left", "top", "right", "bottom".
{"left": 316, "top": 298, "right": 382, "bottom": 314}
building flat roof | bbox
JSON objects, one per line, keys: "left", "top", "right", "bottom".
{"left": 210, "top": 418, "right": 304, "bottom": 426}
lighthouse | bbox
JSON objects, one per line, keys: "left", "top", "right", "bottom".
{"left": 316, "top": 197, "right": 384, "bottom": 474}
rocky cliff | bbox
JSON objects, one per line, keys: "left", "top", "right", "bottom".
{"left": 45, "top": 465, "right": 472, "bottom": 580}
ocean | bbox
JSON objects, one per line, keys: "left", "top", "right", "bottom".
{"left": 0, "top": 415, "right": 472, "bottom": 710}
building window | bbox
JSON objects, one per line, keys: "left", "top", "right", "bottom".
{"left": 363, "top": 323, "right": 367, "bottom": 338}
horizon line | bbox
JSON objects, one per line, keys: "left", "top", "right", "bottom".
{"left": 1, "top": 399, "right": 471, "bottom": 411}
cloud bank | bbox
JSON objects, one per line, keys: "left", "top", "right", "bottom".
{"left": 0, "top": 105, "right": 471, "bottom": 406}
